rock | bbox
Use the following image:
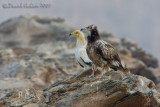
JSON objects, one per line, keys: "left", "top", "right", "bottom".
{"left": 100, "top": 32, "right": 122, "bottom": 46}
{"left": 1, "top": 70, "right": 160, "bottom": 107}
{"left": 121, "top": 38, "right": 159, "bottom": 68}
{"left": 0, "top": 78, "right": 33, "bottom": 99}
{"left": 43, "top": 70, "right": 160, "bottom": 107}
{"left": 120, "top": 38, "right": 160, "bottom": 87}
{"left": 13, "top": 48, "right": 35, "bottom": 56}
{"left": 0, "top": 15, "right": 75, "bottom": 47}
{"left": 119, "top": 48, "right": 132, "bottom": 57}
{"left": 120, "top": 54, "right": 159, "bottom": 85}
{"left": 150, "top": 68, "right": 160, "bottom": 84}
{"left": 121, "top": 38, "right": 138, "bottom": 52}
{"left": 119, "top": 54, "right": 146, "bottom": 74}
{"left": 0, "top": 88, "right": 45, "bottom": 107}
{"left": 0, "top": 48, "right": 15, "bottom": 60}
{"left": 132, "top": 48, "right": 159, "bottom": 68}
{"left": 0, "top": 45, "right": 71, "bottom": 98}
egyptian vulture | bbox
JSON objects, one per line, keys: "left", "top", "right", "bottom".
{"left": 69, "top": 30, "right": 92, "bottom": 71}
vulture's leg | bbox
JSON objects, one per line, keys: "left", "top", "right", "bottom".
{"left": 100, "top": 65, "right": 109, "bottom": 77}
{"left": 89, "top": 64, "right": 96, "bottom": 77}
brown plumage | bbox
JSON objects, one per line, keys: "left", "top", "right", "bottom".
{"left": 81, "top": 24, "right": 130, "bottom": 77}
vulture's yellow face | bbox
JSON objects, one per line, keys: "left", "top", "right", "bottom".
{"left": 71, "top": 30, "right": 81, "bottom": 38}
{"left": 70, "top": 30, "right": 86, "bottom": 46}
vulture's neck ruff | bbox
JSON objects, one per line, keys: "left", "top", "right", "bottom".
{"left": 76, "top": 32, "right": 87, "bottom": 47}
{"left": 87, "top": 28, "right": 101, "bottom": 43}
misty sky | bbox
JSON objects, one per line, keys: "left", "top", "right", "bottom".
{"left": 0, "top": 0, "right": 160, "bottom": 61}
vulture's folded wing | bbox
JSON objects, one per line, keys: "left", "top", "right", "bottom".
{"left": 79, "top": 48, "right": 92, "bottom": 66}
{"left": 96, "top": 40, "right": 121, "bottom": 67}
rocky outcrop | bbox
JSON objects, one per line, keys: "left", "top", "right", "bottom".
{"left": 0, "top": 70, "right": 160, "bottom": 107}
{"left": 121, "top": 38, "right": 159, "bottom": 68}
{"left": 44, "top": 70, "right": 160, "bottom": 107}
{"left": 0, "top": 15, "right": 160, "bottom": 106}
{"left": 0, "top": 15, "right": 75, "bottom": 47}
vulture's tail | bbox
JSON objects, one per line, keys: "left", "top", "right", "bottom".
{"left": 109, "top": 60, "right": 130, "bottom": 75}
{"left": 120, "top": 61, "right": 130, "bottom": 75}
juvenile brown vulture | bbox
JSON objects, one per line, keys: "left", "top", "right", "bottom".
{"left": 81, "top": 24, "right": 130, "bottom": 77}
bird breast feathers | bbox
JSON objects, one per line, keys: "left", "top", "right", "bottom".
{"left": 75, "top": 47, "right": 92, "bottom": 62}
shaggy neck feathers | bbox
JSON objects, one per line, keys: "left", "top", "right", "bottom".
{"left": 76, "top": 32, "right": 87, "bottom": 47}
{"left": 87, "top": 29, "right": 100, "bottom": 43}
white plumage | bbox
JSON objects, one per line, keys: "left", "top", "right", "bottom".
{"left": 75, "top": 45, "right": 92, "bottom": 70}
{"left": 70, "top": 30, "right": 92, "bottom": 70}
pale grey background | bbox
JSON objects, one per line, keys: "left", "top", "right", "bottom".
{"left": 0, "top": 0, "right": 160, "bottom": 61}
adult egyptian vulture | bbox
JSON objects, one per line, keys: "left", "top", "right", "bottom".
{"left": 81, "top": 24, "right": 130, "bottom": 77}
{"left": 69, "top": 30, "right": 92, "bottom": 71}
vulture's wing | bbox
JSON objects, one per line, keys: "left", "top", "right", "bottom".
{"left": 95, "top": 40, "right": 121, "bottom": 67}
{"left": 77, "top": 47, "right": 92, "bottom": 67}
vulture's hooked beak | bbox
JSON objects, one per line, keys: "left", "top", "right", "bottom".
{"left": 69, "top": 33, "right": 72, "bottom": 36}
{"left": 66, "top": 33, "right": 72, "bottom": 39}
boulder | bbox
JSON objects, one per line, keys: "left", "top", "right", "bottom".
{"left": 44, "top": 70, "right": 160, "bottom": 107}
{"left": 0, "top": 70, "right": 160, "bottom": 107}
{"left": 132, "top": 48, "right": 159, "bottom": 68}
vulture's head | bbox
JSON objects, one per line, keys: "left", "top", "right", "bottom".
{"left": 69, "top": 30, "right": 87, "bottom": 45}
{"left": 81, "top": 24, "right": 100, "bottom": 43}
{"left": 80, "top": 24, "right": 97, "bottom": 31}
{"left": 69, "top": 30, "right": 82, "bottom": 38}
{"left": 69, "top": 30, "right": 86, "bottom": 41}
